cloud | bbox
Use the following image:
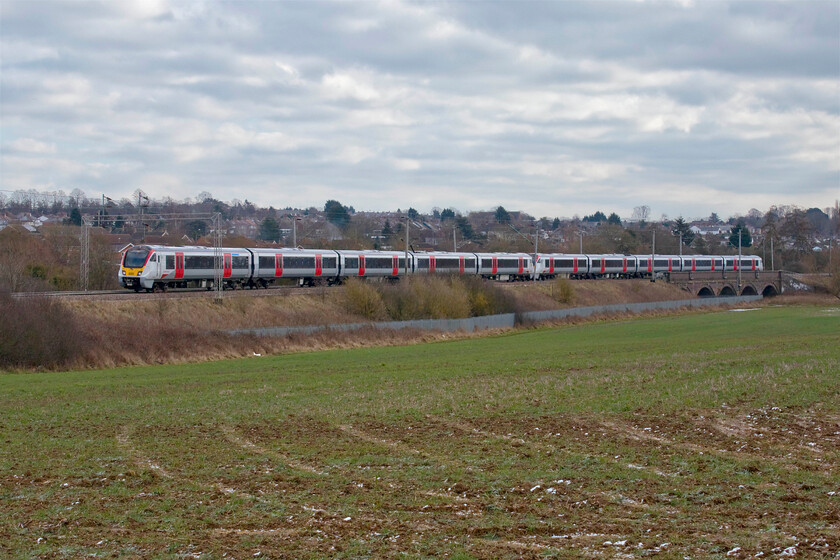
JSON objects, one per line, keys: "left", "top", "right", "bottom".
{"left": 0, "top": 0, "right": 837, "bottom": 219}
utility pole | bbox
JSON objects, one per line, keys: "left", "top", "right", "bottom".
{"left": 738, "top": 229, "right": 742, "bottom": 294}
{"left": 579, "top": 231, "right": 583, "bottom": 253}
{"left": 292, "top": 216, "right": 301, "bottom": 248}
{"left": 650, "top": 229, "right": 656, "bottom": 283}
{"left": 453, "top": 226, "right": 457, "bottom": 252}
{"left": 404, "top": 215, "right": 410, "bottom": 275}
{"left": 771, "top": 236, "right": 774, "bottom": 271}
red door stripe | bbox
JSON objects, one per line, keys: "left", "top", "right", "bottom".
{"left": 223, "top": 253, "right": 232, "bottom": 278}
{"left": 175, "top": 252, "right": 184, "bottom": 279}
{"left": 359, "top": 255, "right": 365, "bottom": 276}
{"left": 275, "top": 254, "right": 283, "bottom": 277}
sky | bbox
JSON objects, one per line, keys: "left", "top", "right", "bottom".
{"left": 1, "top": 0, "right": 838, "bottom": 221}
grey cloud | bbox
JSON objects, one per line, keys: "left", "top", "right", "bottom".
{"left": 1, "top": 0, "right": 837, "bottom": 219}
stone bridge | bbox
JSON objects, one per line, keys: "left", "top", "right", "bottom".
{"left": 666, "top": 270, "right": 784, "bottom": 298}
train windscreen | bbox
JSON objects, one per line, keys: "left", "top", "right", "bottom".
{"left": 123, "top": 247, "right": 151, "bottom": 268}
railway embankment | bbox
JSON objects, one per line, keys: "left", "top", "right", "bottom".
{"left": 2, "top": 278, "right": 822, "bottom": 372}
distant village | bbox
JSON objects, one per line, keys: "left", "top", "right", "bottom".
{"left": 0, "top": 189, "right": 837, "bottom": 292}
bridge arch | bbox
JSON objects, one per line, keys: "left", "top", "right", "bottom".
{"left": 762, "top": 284, "right": 779, "bottom": 297}
{"left": 719, "top": 285, "right": 736, "bottom": 297}
{"left": 698, "top": 286, "right": 715, "bottom": 297}
{"left": 740, "top": 285, "right": 757, "bottom": 296}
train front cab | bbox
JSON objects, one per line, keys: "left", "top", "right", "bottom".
{"left": 120, "top": 246, "right": 156, "bottom": 291}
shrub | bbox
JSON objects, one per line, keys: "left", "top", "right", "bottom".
{"left": 381, "top": 276, "right": 471, "bottom": 320}
{"left": 549, "top": 278, "right": 575, "bottom": 304}
{"left": 342, "top": 278, "right": 387, "bottom": 320}
{"left": 459, "top": 275, "right": 518, "bottom": 316}
{"left": 0, "top": 292, "right": 91, "bottom": 369}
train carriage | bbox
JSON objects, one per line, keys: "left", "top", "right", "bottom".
{"left": 586, "top": 254, "right": 636, "bottom": 277}
{"left": 536, "top": 254, "right": 590, "bottom": 278}
{"left": 412, "top": 252, "right": 478, "bottom": 276}
{"left": 337, "top": 250, "right": 410, "bottom": 279}
{"left": 251, "top": 248, "right": 340, "bottom": 287}
{"left": 475, "top": 252, "right": 532, "bottom": 280}
{"left": 120, "top": 245, "right": 251, "bottom": 292}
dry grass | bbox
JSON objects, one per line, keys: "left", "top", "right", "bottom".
{"left": 5, "top": 278, "right": 833, "bottom": 371}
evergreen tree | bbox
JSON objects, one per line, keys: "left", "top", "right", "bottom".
{"left": 456, "top": 216, "right": 476, "bottom": 239}
{"left": 671, "top": 216, "right": 695, "bottom": 247}
{"left": 551, "top": 217, "right": 561, "bottom": 230}
{"left": 440, "top": 208, "right": 455, "bottom": 220}
{"left": 729, "top": 221, "right": 752, "bottom": 248}
{"left": 606, "top": 213, "right": 622, "bottom": 225}
{"left": 258, "top": 217, "right": 280, "bottom": 242}
{"left": 495, "top": 206, "right": 511, "bottom": 224}
{"left": 324, "top": 200, "right": 351, "bottom": 227}
{"left": 68, "top": 207, "right": 82, "bottom": 226}
{"left": 186, "top": 220, "right": 207, "bottom": 240}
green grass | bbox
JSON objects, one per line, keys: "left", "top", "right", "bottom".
{"left": 1, "top": 305, "right": 839, "bottom": 558}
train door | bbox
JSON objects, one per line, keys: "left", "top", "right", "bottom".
{"left": 492, "top": 256, "right": 498, "bottom": 275}
{"left": 459, "top": 256, "right": 465, "bottom": 274}
{"left": 223, "top": 253, "right": 232, "bottom": 278}
{"left": 316, "top": 254, "right": 323, "bottom": 277}
{"left": 175, "top": 252, "right": 185, "bottom": 279}
{"left": 392, "top": 255, "right": 399, "bottom": 276}
{"left": 549, "top": 258, "right": 555, "bottom": 275}
{"left": 275, "top": 254, "right": 283, "bottom": 277}
{"left": 359, "top": 255, "right": 366, "bottom": 276}
{"left": 518, "top": 257, "right": 524, "bottom": 275}
{"left": 429, "top": 255, "right": 436, "bottom": 273}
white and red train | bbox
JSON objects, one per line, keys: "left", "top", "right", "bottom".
{"left": 119, "top": 245, "right": 763, "bottom": 292}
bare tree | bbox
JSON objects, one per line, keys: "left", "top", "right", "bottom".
{"left": 631, "top": 205, "right": 650, "bottom": 224}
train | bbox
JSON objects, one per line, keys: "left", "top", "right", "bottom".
{"left": 119, "top": 244, "right": 763, "bottom": 292}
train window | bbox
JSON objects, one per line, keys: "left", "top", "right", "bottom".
{"left": 481, "top": 258, "right": 493, "bottom": 268}
{"left": 232, "top": 256, "right": 248, "bottom": 269}
{"left": 124, "top": 247, "right": 151, "bottom": 268}
{"left": 591, "top": 259, "right": 601, "bottom": 268}
{"left": 606, "top": 259, "right": 622, "bottom": 268}
{"left": 345, "top": 257, "right": 359, "bottom": 269}
{"left": 436, "top": 259, "right": 460, "bottom": 269}
{"left": 556, "top": 259, "right": 574, "bottom": 268}
{"left": 185, "top": 256, "right": 215, "bottom": 269}
{"left": 285, "top": 256, "right": 315, "bottom": 269}
{"left": 497, "top": 258, "right": 518, "bottom": 268}
{"left": 166, "top": 255, "right": 175, "bottom": 269}
{"left": 398, "top": 258, "right": 407, "bottom": 270}
{"left": 367, "top": 257, "right": 393, "bottom": 269}
{"left": 259, "top": 256, "right": 275, "bottom": 269}
{"left": 464, "top": 258, "right": 475, "bottom": 269}
{"left": 654, "top": 259, "right": 668, "bottom": 267}
{"left": 417, "top": 259, "right": 429, "bottom": 269}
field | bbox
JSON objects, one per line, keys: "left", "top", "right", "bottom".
{"left": 1, "top": 304, "right": 839, "bottom": 559}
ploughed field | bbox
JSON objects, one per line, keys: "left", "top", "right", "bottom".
{"left": 1, "top": 305, "right": 838, "bottom": 559}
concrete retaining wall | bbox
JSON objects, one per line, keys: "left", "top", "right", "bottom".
{"left": 229, "top": 295, "right": 763, "bottom": 338}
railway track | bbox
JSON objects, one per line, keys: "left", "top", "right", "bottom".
{"left": 9, "top": 284, "right": 316, "bottom": 301}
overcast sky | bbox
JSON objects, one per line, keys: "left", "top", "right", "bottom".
{"left": 1, "top": 0, "right": 838, "bottom": 220}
